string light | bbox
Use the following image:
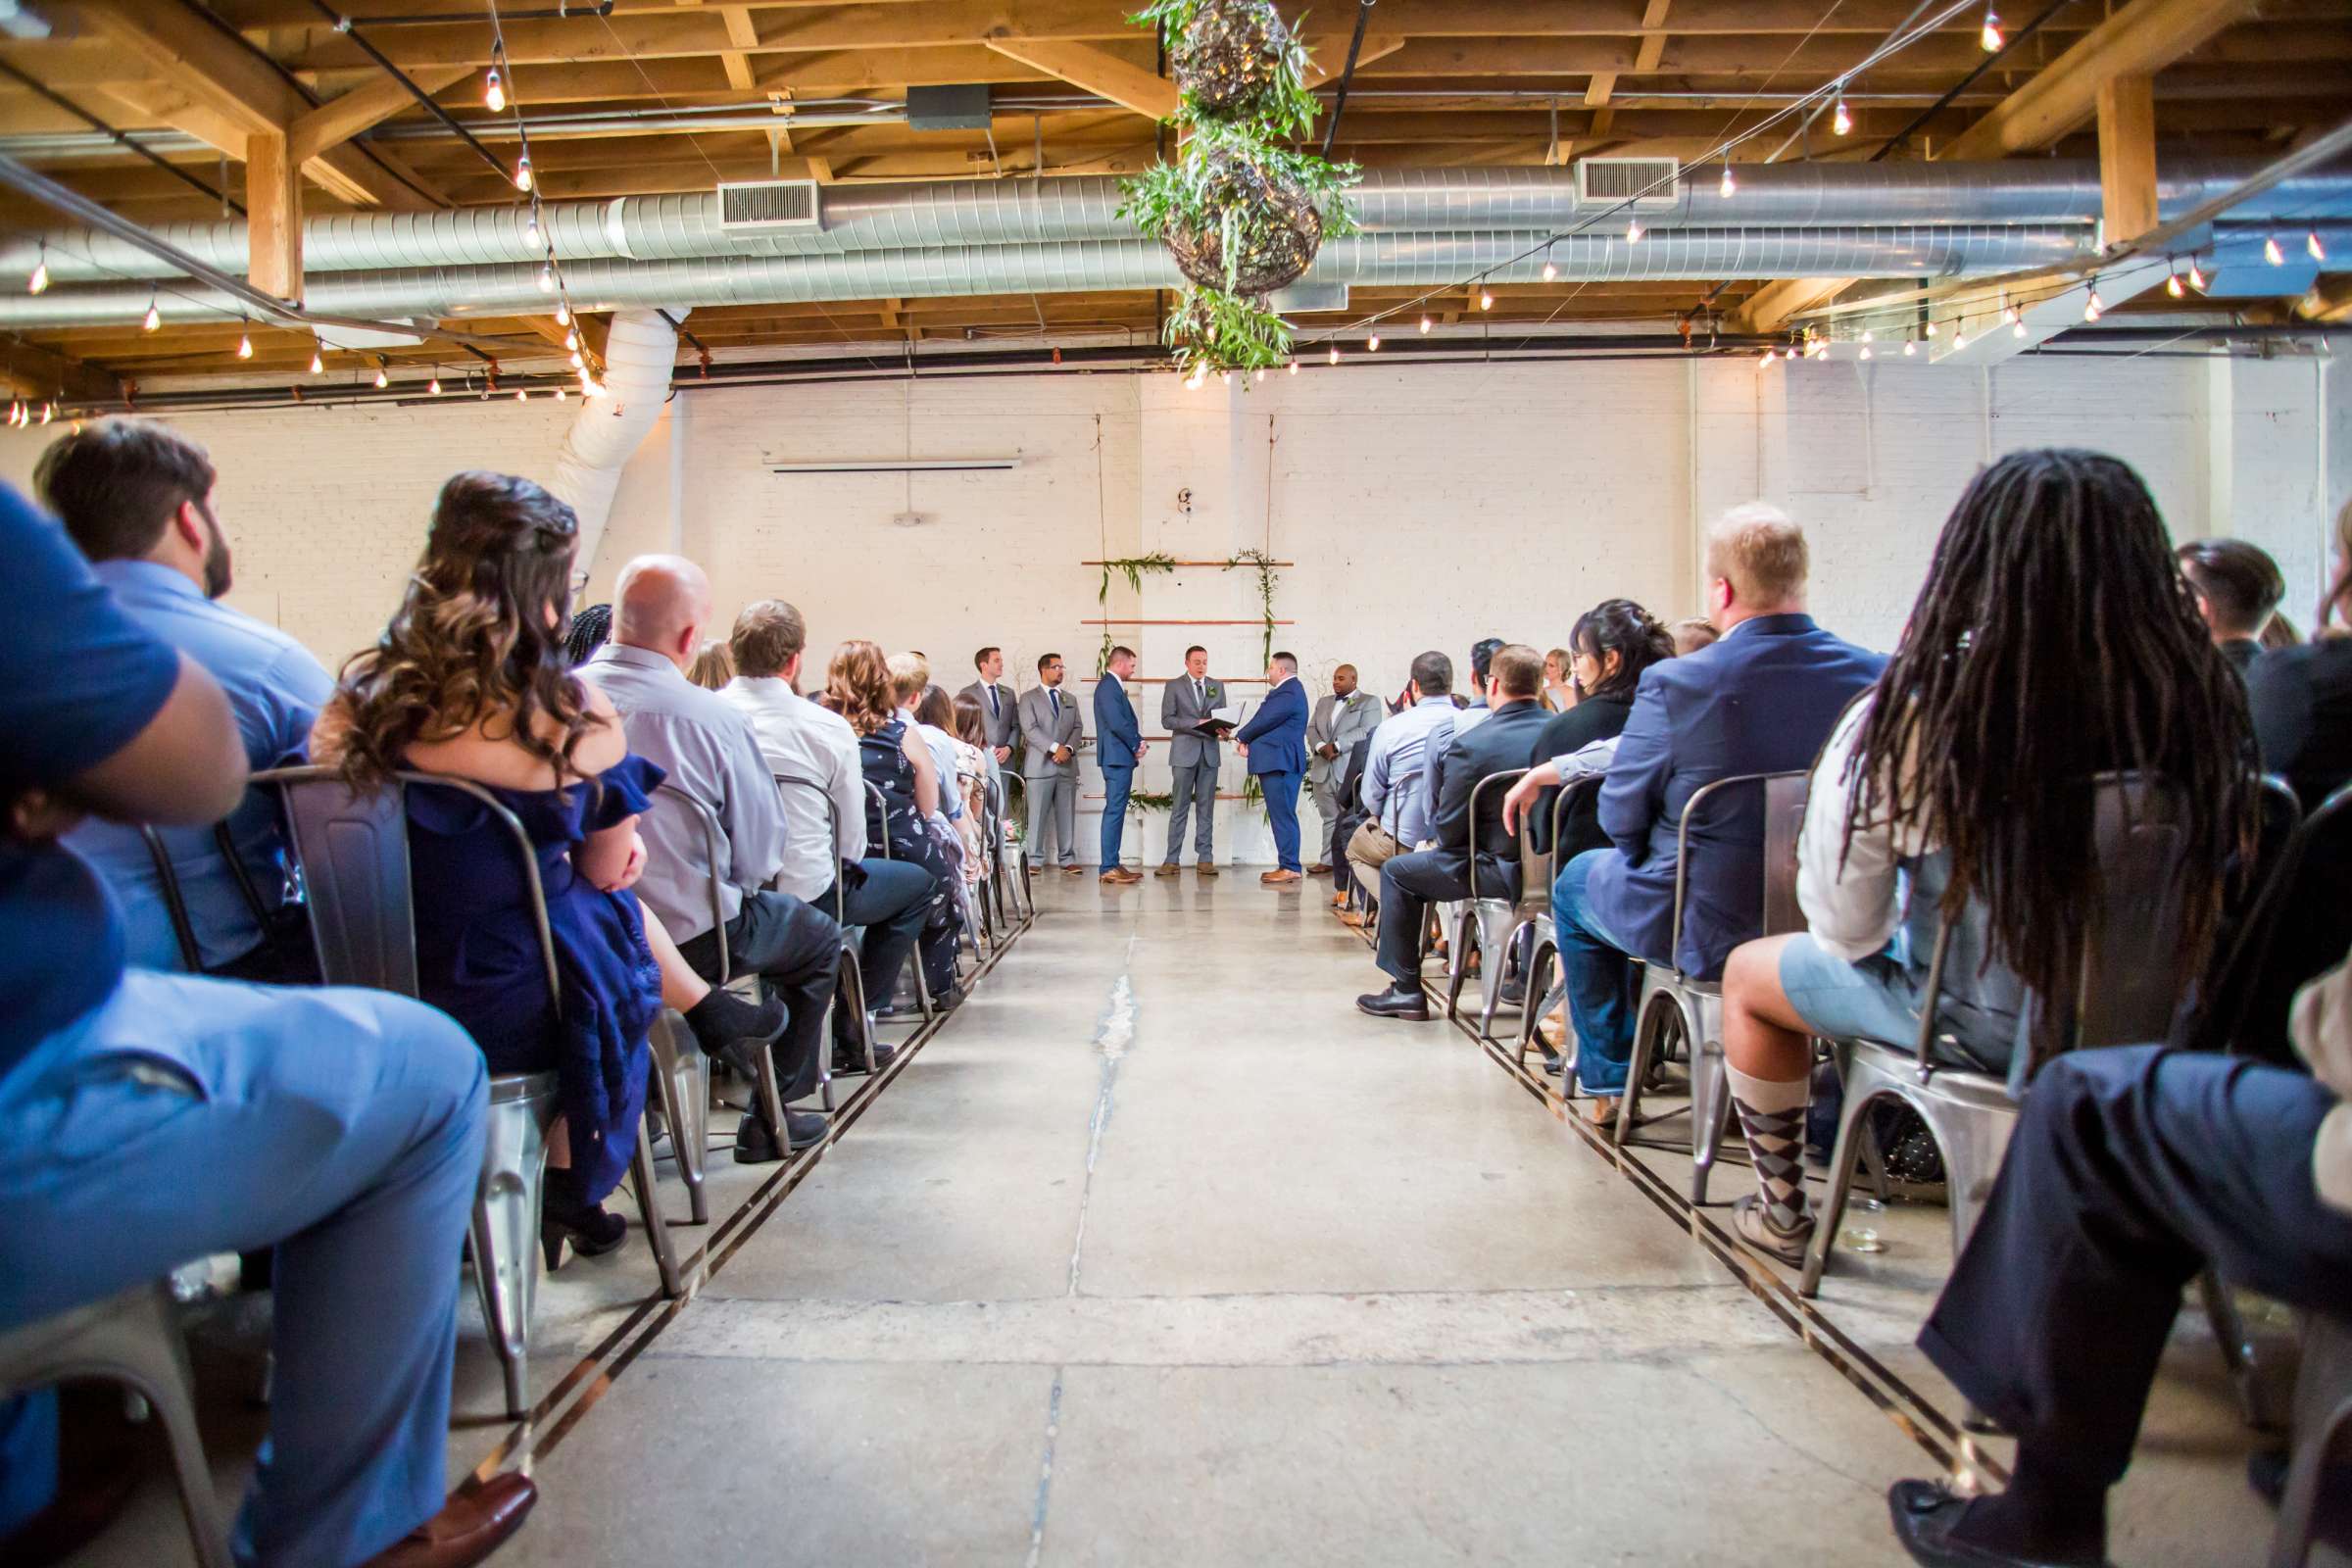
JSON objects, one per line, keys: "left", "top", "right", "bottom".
{"left": 1981, "top": 6, "right": 2002, "bottom": 51}
{"left": 523, "top": 212, "right": 541, "bottom": 250}
{"left": 1328, "top": 345, "right": 1339, "bottom": 365}
{"left": 2264, "top": 235, "right": 2284, "bottom": 266}
{"left": 1902, "top": 340, "right": 1916, "bottom": 356}
{"left": 1253, "top": 368, "right": 1265, "bottom": 382}
{"left": 2167, "top": 269, "right": 2184, "bottom": 298}
{"left": 1926, "top": 319, "right": 1937, "bottom": 337}
{"left": 428, "top": 369, "right": 443, "bottom": 395}
{"left": 373, "top": 359, "right": 390, "bottom": 388}
{"left": 2310, "top": 230, "right": 2328, "bottom": 263}
{"left": 2000, "top": 301, "right": 2018, "bottom": 324}
{"left": 2012, "top": 319, "right": 2026, "bottom": 338}
{"left": 1542, "top": 249, "right": 1557, "bottom": 282}
{"left": 1220, "top": 368, "right": 1231, "bottom": 384}
{"left": 1478, "top": 289, "right": 1494, "bottom": 311}
{"left": 514, "top": 154, "right": 533, "bottom": 193}
{"left": 569, "top": 351, "right": 584, "bottom": 368}
{"left": 555, "top": 298, "right": 570, "bottom": 326}
{"left": 38, "top": 402, "right": 51, "bottom": 425}
{"left": 537, "top": 263, "right": 556, "bottom": 293}
{"left": 141, "top": 298, "right": 160, "bottom": 332}
{"left": 235, "top": 323, "right": 253, "bottom": 359}
{"left": 309, "top": 340, "right": 323, "bottom": 374}
{"left": 2082, "top": 288, "right": 2104, "bottom": 321}
{"left": 1367, "top": 333, "right": 1381, "bottom": 351}
{"left": 1625, "top": 218, "right": 1643, "bottom": 244}
{"left": 1861, "top": 329, "right": 1873, "bottom": 344}
{"left": 516, "top": 388, "right": 528, "bottom": 401}
{"left": 27, "top": 244, "right": 47, "bottom": 295}
{"left": 485, "top": 65, "right": 506, "bottom": 113}
{"left": 1858, "top": 344, "right": 1872, "bottom": 360}
{"left": 1288, "top": 358, "right": 1298, "bottom": 374}
{"left": 2187, "top": 261, "right": 2206, "bottom": 291}
{"left": 1719, "top": 162, "right": 1737, "bottom": 198}
{"left": 1419, "top": 316, "right": 1432, "bottom": 334}
{"left": 555, "top": 386, "right": 566, "bottom": 401}
{"left": 563, "top": 326, "right": 578, "bottom": 350}
{"left": 1952, "top": 327, "right": 1966, "bottom": 348}
{"left": 1832, "top": 98, "right": 1852, "bottom": 136}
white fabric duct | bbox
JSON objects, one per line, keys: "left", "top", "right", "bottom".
{"left": 547, "top": 307, "right": 677, "bottom": 576}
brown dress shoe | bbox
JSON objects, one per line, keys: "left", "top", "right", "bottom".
{"left": 1306, "top": 861, "right": 1332, "bottom": 874}
{"left": 1099, "top": 870, "right": 1126, "bottom": 884}
{"left": 1338, "top": 909, "right": 1368, "bottom": 928}
{"left": 1061, "top": 864, "right": 1085, "bottom": 877}
{"left": 1155, "top": 862, "right": 1181, "bottom": 878}
{"left": 1197, "top": 863, "right": 1220, "bottom": 878}
{"left": 362, "top": 1474, "right": 537, "bottom": 1568}
{"left": 1260, "top": 869, "right": 1301, "bottom": 886}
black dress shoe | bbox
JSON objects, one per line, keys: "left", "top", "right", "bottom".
{"left": 1498, "top": 978, "right": 1526, "bottom": 1007}
{"left": 832, "top": 1039, "right": 899, "bottom": 1075}
{"left": 1539, "top": 1044, "right": 1565, "bottom": 1076}
{"left": 1886, "top": 1482, "right": 2114, "bottom": 1568}
{"left": 733, "top": 1110, "right": 829, "bottom": 1164}
{"left": 1356, "top": 982, "right": 1432, "bottom": 1020}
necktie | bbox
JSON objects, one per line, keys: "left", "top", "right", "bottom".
{"left": 1195, "top": 678, "right": 1205, "bottom": 709}
{"left": 1050, "top": 690, "right": 1061, "bottom": 723}
{"left": 988, "top": 686, "right": 1000, "bottom": 719}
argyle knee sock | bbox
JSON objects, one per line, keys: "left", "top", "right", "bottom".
{"left": 1727, "top": 1065, "right": 1812, "bottom": 1231}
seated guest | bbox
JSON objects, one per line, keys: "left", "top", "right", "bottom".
{"left": 917, "top": 683, "right": 986, "bottom": 867}
{"left": 1346, "top": 651, "right": 1458, "bottom": 925}
{"left": 1501, "top": 599, "right": 1677, "bottom": 861}
{"left": 720, "top": 599, "right": 931, "bottom": 1070}
{"left": 41, "top": 417, "right": 331, "bottom": 981}
{"left": 1670, "top": 616, "right": 1718, "bottom": 656}
{"left": 583, "top": 556, "right": 843, "bottom": 1162}
{"left": 1885, "top": 950, "right": 2351, "bottom": 1568}
{"left": 2248, "top": 496, "right": 2352, "bottom": 809}
{"left": 1426, "top": 635, "right": 1505, "bottom": 807}
{"left": 1553, "top": 503, "right": 1882, "bottom": 1119}
{"left": 318, "top": 475, "right": 785, "bottom": 1250}
{"left": 1328, "top": 729, "right": 1375, "bottom": 909}
{"left": 1358, "top": 644, "right": 1553, "bottom": 1020}
{"left": 565, "top": 601, "right": 612, "bottom": 665}
{"left": 958, "top": 646, "right": 1019, "bottom": 769}
{"left": 1717, "top": 450, "right": 2253, "bottom": 1264}
{"left": 833, "top": 641, "right": 963, "bottom": 1006}
{"left": 892, "top": 652, "right": 963, "bottom": 821}
{"left": 1541, "top": 648, "right": 1575, "bottom": 713}
{"left": 0, "top": 480, "right": 536, "bottom": 1568}
{"left": 687, "top": 636, "right": 734, "bottom": 691}
{"left": 950, "top": 693, "right": 998, "bottom": 888}
{"left": 2177, "top": 536, "right": 2285, "bottom": 675}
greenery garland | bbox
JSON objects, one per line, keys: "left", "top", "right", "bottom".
{"left": 1119, "top": 0, "right": 1360, "bottom": 378}
{"left": 1126, "top": 790, "right": 1176, "bottom": 814}
{"left": 1223, "top": 547, "right": 1281, "bottom": 666}
{"left": 1097, "top": 551, "right": 1178, "bottom": 672}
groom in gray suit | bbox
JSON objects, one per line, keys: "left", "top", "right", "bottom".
{"left": 1019, "top": 651, "right": 1086, "bottom": 874}
{"left": 1157, "top": 644, "right": 1226, "bottom": 877}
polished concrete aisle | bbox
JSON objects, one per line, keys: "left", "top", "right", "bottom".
{"left": 504, "top": 872, "right": 1928, "bottom": 1565}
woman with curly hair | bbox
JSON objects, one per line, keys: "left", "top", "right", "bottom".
{"left": 832, "top": 640, "right": 963, "bottom": 1003}
{"left": 314, "top": 471, "right": 779, "bottom": 1261}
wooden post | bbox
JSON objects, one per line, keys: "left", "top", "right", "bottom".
{"left": 246, "top": 130, "right": 303, "bottom": 300}
{"left": 2097, "top": 74, "right": 2158, "bottom": 243}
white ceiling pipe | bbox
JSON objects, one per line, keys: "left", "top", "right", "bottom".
{"left": 546, "top": 307, "right": 676, "bottom": 577}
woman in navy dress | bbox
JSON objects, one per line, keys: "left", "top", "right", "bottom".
{"left": 317, "top": 472, "right": 778, "bottom": 1259}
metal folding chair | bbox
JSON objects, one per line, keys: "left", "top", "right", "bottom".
{"left": 2270, "top": 1309, "right": 2352, "bottom": 1568}
{"left": 261, "top": 766, "right": 684, "bottom": 1420}
{"left": 0, "top": 1285, "right": 230, "bottom": 1568}
{"left": 1513, "top": 777, "right": 1599, "bottom": 1074}
{"left": 1612, "top": 770, "right": 1810, "bottom": 1205}
{"left": 864, "top": 780, "right": 938, "bottom": 1021}
{"left": 773, "top": 770, "right": 880, "bottom": 1078}
{"left": 1443, "top": 768, "right": 1530, "bottom": 1028}
{"left": 1799, "top": 773, "right": 2196, "bottom": 1299}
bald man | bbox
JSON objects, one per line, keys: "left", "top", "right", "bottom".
{"left": 1304, "top": 663, "right": 1382, "bottom": 875}
{"left": 582, "top": 555, "right": 848, "bottom": 1161}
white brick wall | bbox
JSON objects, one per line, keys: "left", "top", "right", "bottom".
{"left": 2, "top": 353, "right": 2341, "bottom": 862}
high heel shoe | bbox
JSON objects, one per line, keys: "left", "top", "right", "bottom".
{"left": 540, "top": 1193, "right": 629, "bottom": 1269}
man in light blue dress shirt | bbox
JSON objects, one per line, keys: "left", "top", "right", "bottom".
{"left": 1344, "top": 651, "right": 1459, "bottom": 918}
{"left": 41, "top": 419, "right": 332, "bottom": 979}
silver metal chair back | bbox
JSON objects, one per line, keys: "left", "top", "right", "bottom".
{"left": 2270, "top": 1309, "right": 2352, "bottom": 1568}
{"left": 1513, "top": 776, "right": 1601, "bottom": 1073}
{"left": 138, "top": 824, "right": 206, "bottom": 972}
{"left": 1443, "top": 766, "right": 1530, "bottom": 1030}
{"left": 864, "top": 779, "right": 938, "bottom": 1020}
{"left": 1799, "top": 773, "right": 2198, "bottom": 1298}
{"left": 654, "top": 780, "right": 796, "bottom": 1134}
{"left": 774, "top": 770, "right": 879, "bottom": 1077}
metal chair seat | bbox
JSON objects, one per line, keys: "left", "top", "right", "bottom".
{"left": 1511, "top": 778, "right": 1594, "bottom": 1073}
{"left": 2271, "top": 1309, "right": 2352, "bottom": 1568}
{"left": 0, "top": 1284, "right": 230, "bottom": 1568}
{"left": 1442, "top": 769, "right": 1530, "bottom": 1031}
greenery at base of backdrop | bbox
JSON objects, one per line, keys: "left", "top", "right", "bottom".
{"left": 1094, "top": 550, "right": 1282, "bottom": 674}
{"left": 1118, "top": 0, "right": 1359, "bottom": 378}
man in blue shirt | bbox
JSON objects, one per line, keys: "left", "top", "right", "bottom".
{"left": 0, "top": 484, "right": 532, "bottom": 1566}
{"left": 41, "top": 419, "right": 333, "bottom": 979}
{"left": 1343, "top": 651, "right": 1459, "bottom": 921}
{"left": 1092, "top": 644, "right": 1146, "bottom": 883}
{"left": 1235, "top": 651, "right": 1311, "bottom": 885}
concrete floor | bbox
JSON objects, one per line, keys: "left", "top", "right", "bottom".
{"left": 73, "top": 867, "right": 2325, "bottom": 1566}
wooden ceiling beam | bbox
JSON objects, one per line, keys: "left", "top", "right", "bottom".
{"left": 2096, "top": 74, "right": 2157, "bottom": 241}
{"left": 287, "top": 65, "right": 471, "bottom": 164}
{"left": 977, "top": 37, "right": 1173, "bottom": 119}
{"left": 0, "top": 331, "right": 124, "bottom": 403}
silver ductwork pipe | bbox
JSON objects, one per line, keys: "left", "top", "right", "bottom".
{"left": 4, "top": 159, "right": 2343, "bottom": 283}
{"left": 0, "top": 226, "right": 2114, "bottom": 328}
{"left": 547, "top": 307, "right": 676, "bottom": 575}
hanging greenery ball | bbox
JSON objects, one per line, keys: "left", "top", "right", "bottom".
{"left": 1169, "top": 0, "right": 1295, "bottom": 116}
{"left": 1163, "top": 147, "right": 1324, "bottom": 296}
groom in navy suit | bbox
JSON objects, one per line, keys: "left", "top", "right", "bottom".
{"left": 1235, "top": 651, "right": 1311, "bottom": 885}
{"left": 1093, "top": 645, "right": 1147, "bottom": 883}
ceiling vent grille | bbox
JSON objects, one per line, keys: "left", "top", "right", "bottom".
{"left": 716, "top": 179, "right": 821, "bottom": 231}
{"left": 1576, "top": 157, "right": 1680, "bottom": 207}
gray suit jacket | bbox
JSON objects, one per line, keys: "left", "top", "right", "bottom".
{"left": 1160, "top": 672, "right": 1228, "bottom": 771}
{"left": 1018, "top": 683, "right": 1084, "bottom": 779}
{"left": 958, "top": 679, "right": 1020, "bottom": 757}
{"left": 1307, "top": 690, "right": 1384, "bottom": 787}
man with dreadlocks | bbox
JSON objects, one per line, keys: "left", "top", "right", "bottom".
{"left": 1707, "top": 449, "right": 2309, "bottom": 1567}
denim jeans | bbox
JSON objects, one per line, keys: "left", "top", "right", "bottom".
{"left": 1553, "top": 849, "right": 1641, "bottom": 1096}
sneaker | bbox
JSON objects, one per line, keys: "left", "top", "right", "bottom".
{"left": 1731, "top": 1195, "right": 1814, "bottom": 1266}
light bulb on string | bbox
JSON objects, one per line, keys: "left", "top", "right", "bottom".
{"left": 1288, "top": 359, "right": 1298, "bottom": 375}
{"left": 27, "top": 245, "right": 47, "bottom": 295}
{"left": 1981, "top": 6, "right": 2002, "bottom": 51}
{"left": 2311, "top": 231, "right": 2328, "bottom": 263}
{"left": 309, "top": 341, "right": 323, "bottom": 374}
{"left": 1328, "top": 345, "right": 1339, "bottom": 365}
{"left": 1478, "top": 289, "right": 1494, "bottom": 311}
{"left": 1861, "top": 329, "right": 1873, "bottom": 344}
{"left": 555, "top": 386, "right": 566, "bottom": 401}
{"left": 1832, "top": 98, "right": 1852, "bottom": 136}
{"left": 1719, "top": 162, "right": 1737, "bottom": 198}
{"left": 1220, "top": 368, "right": 1231, "bottom": 384}
{"left": 1926, "top": 319, "right": 1937, "bottom": 338}
{"left": 2167, "top": 269, "right": 2184, "bottom": 298}
{"left": 2265, "top": 235, "right": 2284, "bottom": 266}
{"left": 2012, "top": 319, "right": 2027, "bottom": 338}
{"left": 2083, "top": 288, "right": 2104, "bottom": 321}
{"left": 1625, "top": 218, "right": 1643, "bottom": 244}
{"left": 570, "top": 351, "right": 584, "bottom": 368}
{"left": 428, "top": 370, "right": 443, "bottom": 395}
{"left": 554, "top": 298, "right": 570, "bottom": 326}
{"left": 2001, "top": 301, "right": 2018, "bottom": 324}
{"left": 1902, "top": 340, "right": 1916, "bottom": 356}
{"left": 485, "top": 66, "right": 506, "bottom": 113}
{"left": 1542, "top": 249, "right": 1557, "bottom": 281}
{"left": 516, "top": 388, "right": 527, "bottom": 401}
{"left": 38, "top": 402, "right": 52, "bottom": 425}
{"left": 2187, "top": 261, "right": 2206, "bottom": 291}
{"left": 1254, "top": 368, "right": 1266, "bottom": 383}
{"left": 236, "top": 324, "right": 253, "bottom": 359}
{"left": 537, "top": 263, "right": 556, "bottom": 293}
{"left": 373, "top": 361, "right": 389, "bottom": 388}
{"left": 1952, "top": 327, "right": 1966, "bottom": 348}
{"left": 523, "top": 211, "right": 541, "bottom": 250}
{"left": 1367, "top": 333, "right": 1381, "bottom": 351}
{"left": 1858, "top": 344, "right": 1872, "bottom": 360}
{"left": 1419, "top": 316, "right": 1432, "bottom": 334}
{"left": 141, "top": 298, "right": 160, "bottom": 332}
{"left": 563, "top": 327, "right": 578, "bottom": 350}
{"left": 514, "top": 154, "right": 533, "bottom": 193}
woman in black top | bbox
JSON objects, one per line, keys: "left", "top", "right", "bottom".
{"left": 2247, "top": 496, "right": 2352, "bottom": 810}
{"left": 1503, "top": 599, "right": 1678, "bottom": 860}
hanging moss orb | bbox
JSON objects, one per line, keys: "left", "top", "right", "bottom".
{"left": 1169, "top": 0, "right": 1295, "bottom": 116}
{"left": 1162, "top": 148, "right": 1324, "bottom": 295}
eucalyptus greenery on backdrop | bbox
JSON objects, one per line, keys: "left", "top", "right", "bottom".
{"left": 1096, "top": 551, "right": 1179, "bottom": 671}
{"left": 1119, "top": 0, "right": 1360, "bottom": 378}
{"left": 1223, "top": 547, "right": 1281, "bottom": 666}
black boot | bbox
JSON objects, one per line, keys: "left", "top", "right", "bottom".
{"left": 684, "top": 986, "right": 786, "bottom": 1079}
{"left": 541, "top": 1170, "right": 628, "bottom": 1268}
{"left": 1356, "top": 981, "right": 1432, "bottom": 1020}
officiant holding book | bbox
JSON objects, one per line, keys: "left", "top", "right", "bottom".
{"left": 1158, "top": 644, "right": 1228, "bottom": 877}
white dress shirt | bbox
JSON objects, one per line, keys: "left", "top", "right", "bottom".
{"left": 1794, "top": 695, "right": 1936, "bottom": 965}
{"left": 719, "top": 675, "right": 866, "bottom": 901}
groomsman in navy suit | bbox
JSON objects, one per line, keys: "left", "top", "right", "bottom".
{"left": 1235, "top": 651, "right": 1311, "bottom": 885}
{"left": 1093, "top": 645, "right": 1147, "bottom": 884}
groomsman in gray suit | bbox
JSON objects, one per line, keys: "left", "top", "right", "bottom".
{"left": 959, "top": 645, "right": 1019, "bottom": 769}
{"left": 1019, "top": 651, "right": 1086, "bottom": 875}
{"left": 1157, "top": 644, "right": 1227, "bottom": 877}
{"left": 1305, "top": 663, "right": 1384, "bottom": 874}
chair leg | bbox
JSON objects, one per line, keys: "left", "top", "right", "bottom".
{"left": 1613, "top": 992, "right": 1673, "bottom": 1147}
{"left": 1479, "top": 915, "right": 1525, "bottom": 1040}
{"left": 2198, "top": 1268, "right": 2271, "bottom": 1431}
{"left": 1516, "top": 941, "right": 1556, "bottom": 1072}
{"left": 646, "top": 1014, "right": 706, "bottom": 1226}
{"left": 106, "top": 1288, "right": 234, "bottom": 1568}
{"left": 628, "top": 1122, "right": 685, "bottom": 1299}
{"left": 467, "top": 1092, "right": 549, "bottom": 1419}
{"left": 1444, "top": 907, "right": 1474, "bottom": 1021}
{"left": 1690, "top": 1033, "right": 1731, "bottom": 1206}
{"left": 1799, "top": 1085, "right": 1877, "bottom": 1298}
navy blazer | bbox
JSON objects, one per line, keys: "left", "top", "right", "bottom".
{"left": 1425, "top": 698, "right": 1554, "bottom": 899}
{"left": 1093, "top": 673, "right": 1143, "bottom": 771}
{"left": 1236, "top": 675, "right": 1309, "bottom": 776}
{"left": 1585, "top": 613, "right": 1884, "bottom": 980}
